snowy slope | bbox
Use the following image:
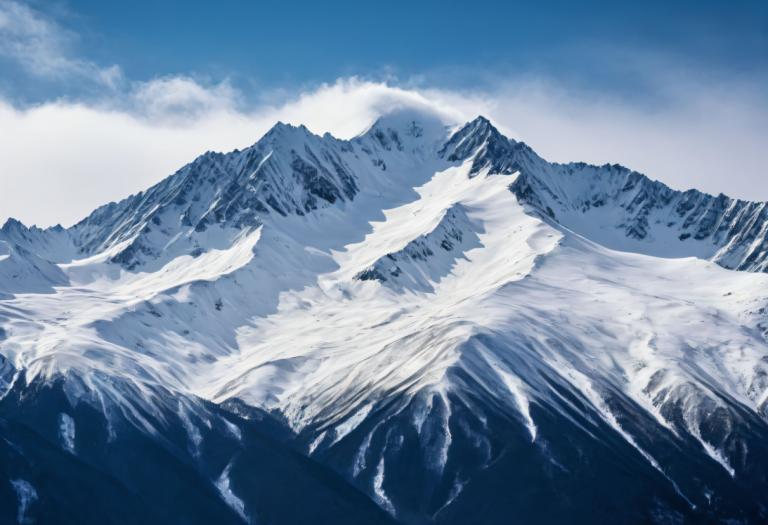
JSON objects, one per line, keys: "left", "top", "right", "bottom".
{"left": 1, "top": 108, "right": 768, "bottom": 524}
{"left": 509, "top": 158, "right": 768, "bottom": 271}
{"left": 0, "top": 240, "right": 68, "bottom": 298}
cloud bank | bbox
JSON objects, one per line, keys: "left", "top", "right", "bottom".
{"left": 0, "top": 1, "right": 766, "bottom": 227}
{"left": 0, "top": 78, "right": 479, "bottom": 227}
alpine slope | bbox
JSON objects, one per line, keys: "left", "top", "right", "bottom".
{"left": 1, "top": 107, "right": 768, "bottom": 524}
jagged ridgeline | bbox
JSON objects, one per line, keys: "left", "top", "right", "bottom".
{"left": 1, "top": 108, "right": 768, "bottom": 524}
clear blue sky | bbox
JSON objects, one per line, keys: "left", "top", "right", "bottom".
{"left": 5, "top": 0, "right": 767, "bottom": 104}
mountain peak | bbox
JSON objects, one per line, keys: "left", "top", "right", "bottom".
{"left": 1, "top": 217, "right": 25, "bottom": 233}
{"left": 447, "top": 115, "right": 507, "bottom": 148}
{"left": 439, "top": 115, "right": 533, "bottom": 176}
{"left": 358, "top": 107, "right": 450, "bottom": 152}
{"left": 262, "top": 120, "right": 315, "bottom": 141}
{"left": 463, "top": 114, "right": 500, "bottom": 134}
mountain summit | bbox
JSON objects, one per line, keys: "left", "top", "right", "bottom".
{"left": 1, "top": 110, "right": 768, "bottom": 524}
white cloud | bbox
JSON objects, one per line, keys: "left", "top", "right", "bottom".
{"left": 130, "top": 76, "right": 240, "bottom": 121}
{"left": 0, "top": 75, "right": 766, "bottom": 227}
{"left": 0, "top": 0, "right": 121, "bottom": 86}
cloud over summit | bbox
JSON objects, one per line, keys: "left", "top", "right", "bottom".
{"left": 0, "top": 1, "right": 765, "bottom": 227}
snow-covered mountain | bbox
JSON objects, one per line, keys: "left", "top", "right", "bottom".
{"left": 1, "top": 108, "right": 768, "bottom": 524}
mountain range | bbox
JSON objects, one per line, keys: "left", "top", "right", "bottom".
{"left": 1, "top": 108, "right": 767, "bottom": 524}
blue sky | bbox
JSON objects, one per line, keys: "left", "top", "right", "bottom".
{"left": 0, "top": 0, "right": 767, "bottom": 226}
{"left": 7, "top": 0, "right": 767, "bottom": 103}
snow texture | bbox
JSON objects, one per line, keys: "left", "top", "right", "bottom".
{"left": 2, "top": 108, "right": 768, "bottom": 520}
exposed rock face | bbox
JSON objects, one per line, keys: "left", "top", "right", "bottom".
{"left": 356, "top": 204, "right": 483, "bottom": 292}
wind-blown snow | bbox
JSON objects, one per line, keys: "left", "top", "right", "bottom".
{"left": 215, "top": 461, "right": 248, "bottom": 522}
{"left": 58, "top": 412, "right": 76, "bottom": 453}
{"left": 373, "top": 457, "right": 395, "bottom": 516}
{"left": 11, "top": 479, "right": 37, "bottom": 525}
{"left": 494, "top": 367, "right": 537, "bottom": 442}
{"left": 330, "top": 404, "right": 373, "bottom": 446}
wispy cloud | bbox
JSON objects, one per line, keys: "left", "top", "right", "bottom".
{"left": 129, "top": 76, "right": 241, "bottom": 121}
{"left": 0, "top": 0, "right": 121, "bottom": 87}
